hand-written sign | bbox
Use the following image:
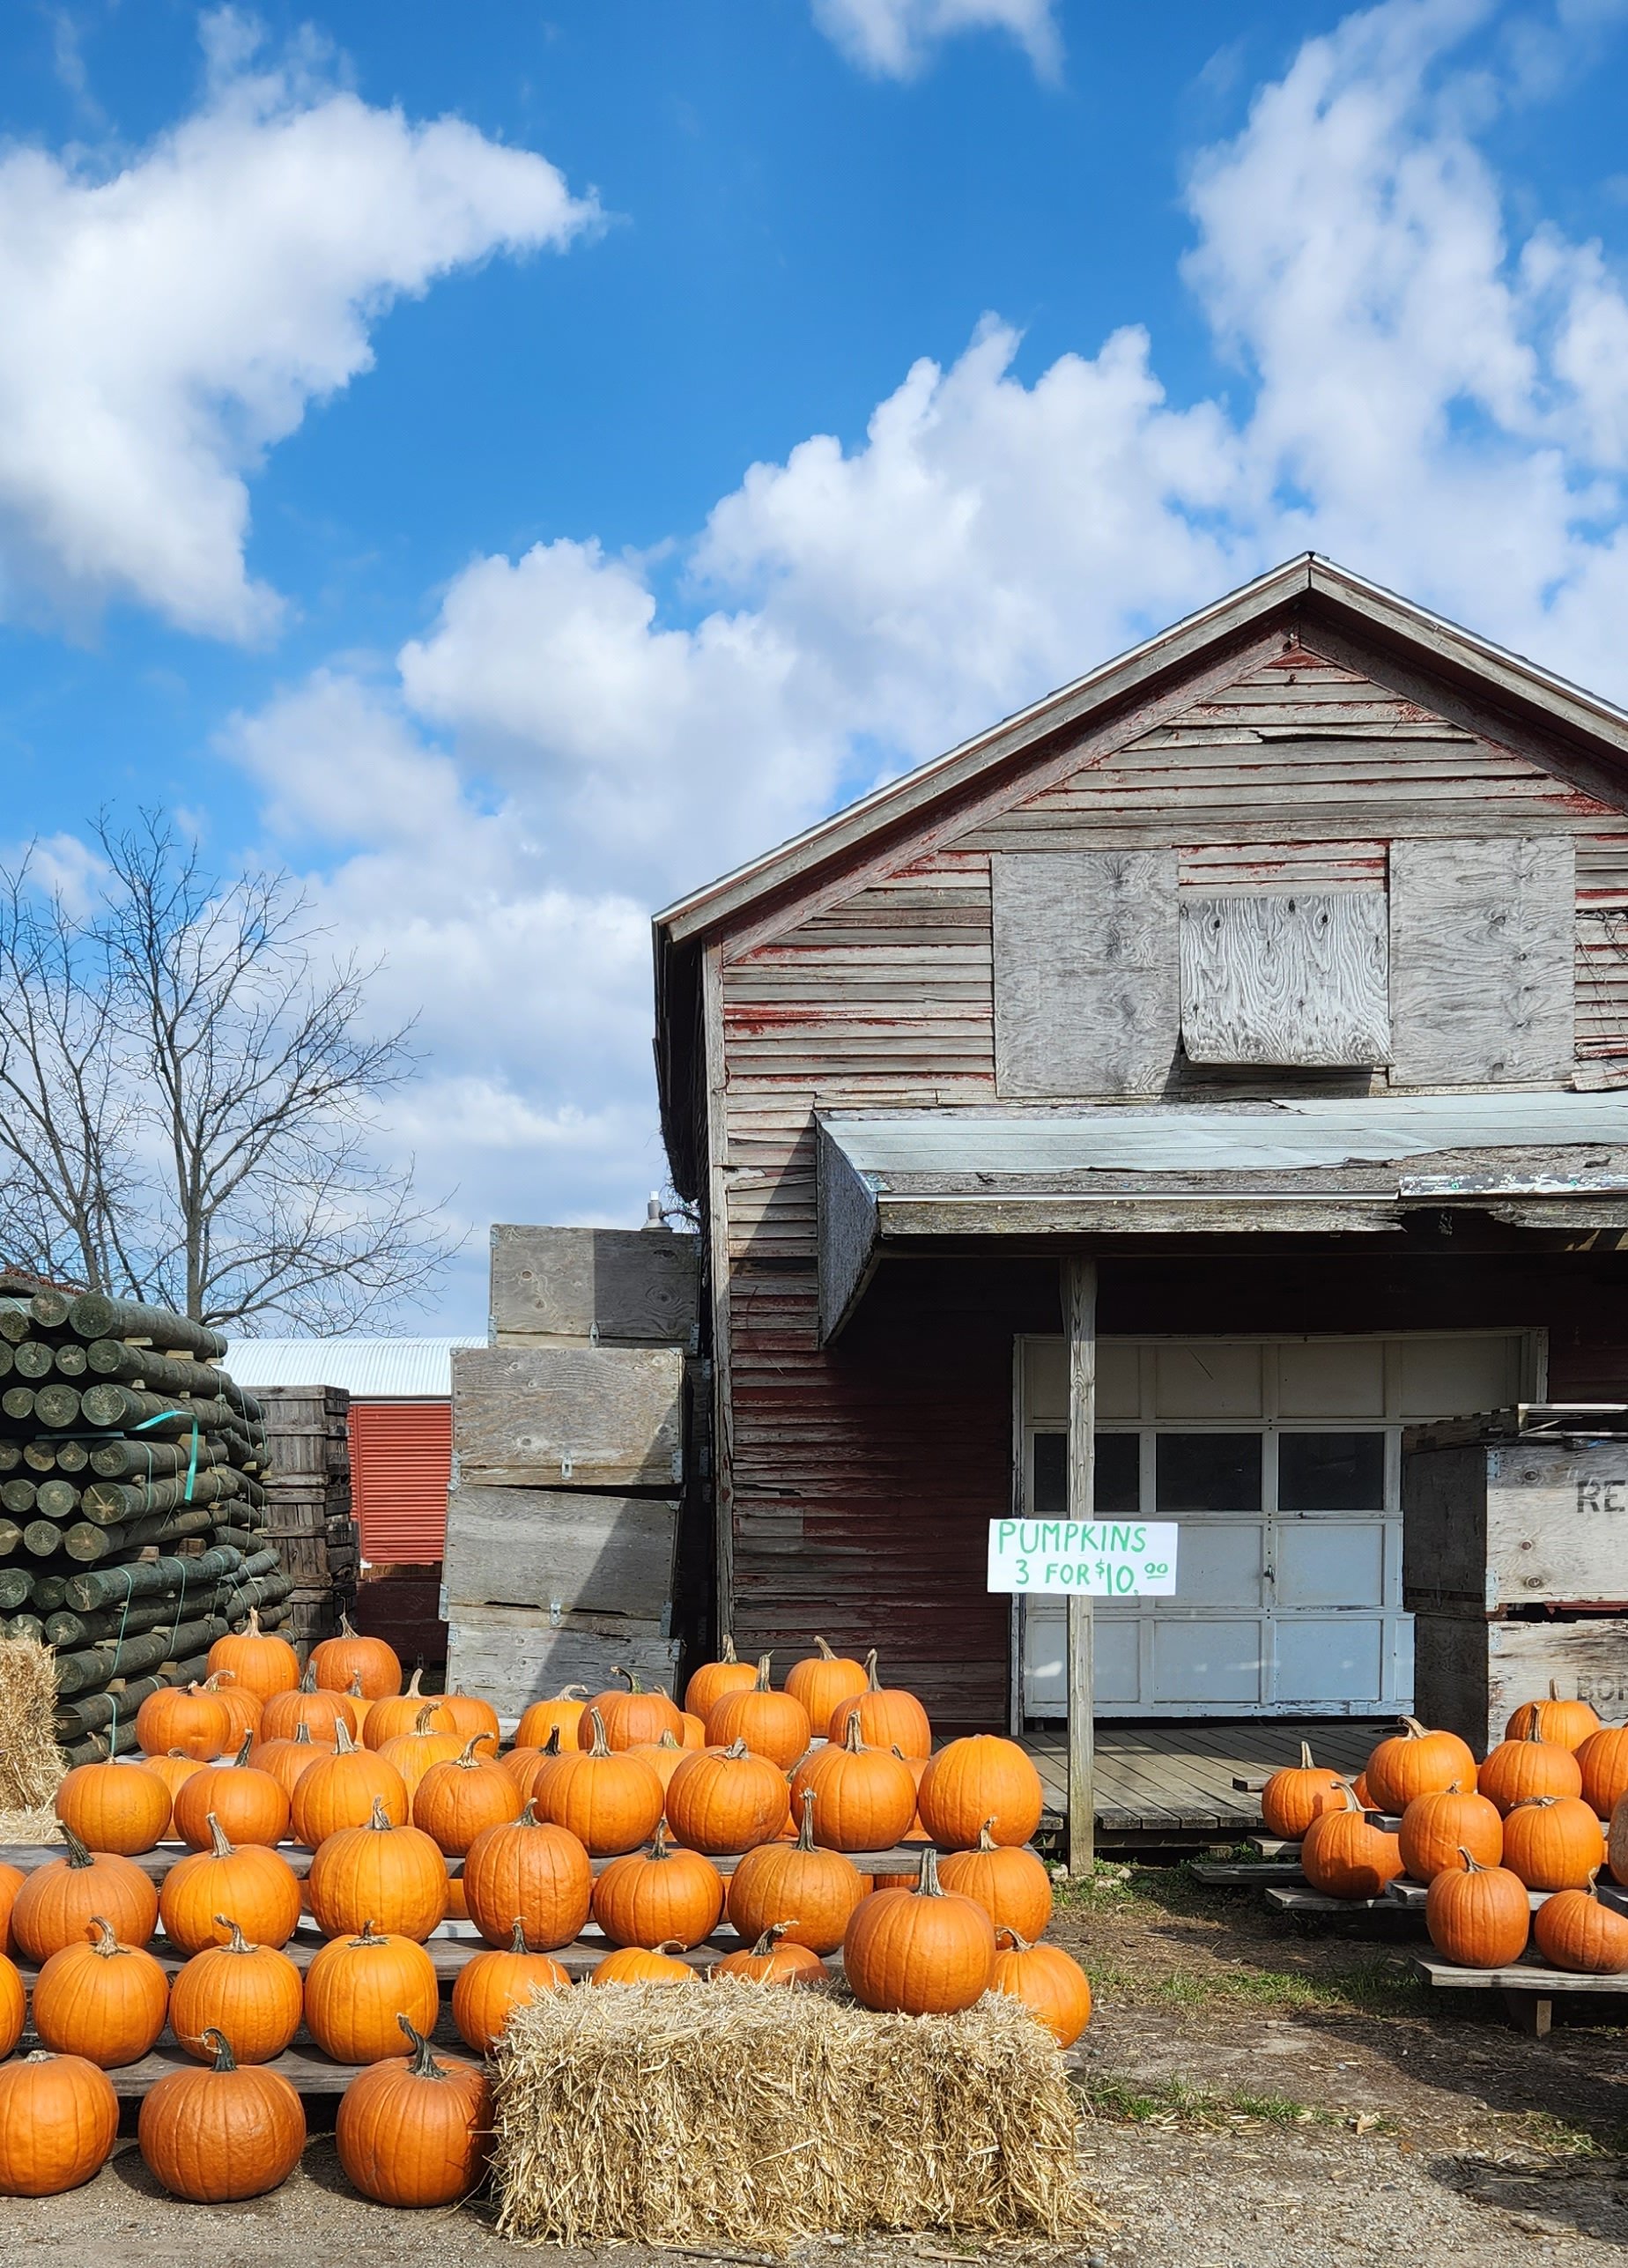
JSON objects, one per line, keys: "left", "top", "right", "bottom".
{"left": 987, "top": 1518, "right": 1179, "bottom": 1596}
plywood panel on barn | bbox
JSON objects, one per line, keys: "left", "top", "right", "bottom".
{"left": 442, "top": 1484, "right": 677, "bottom": 1620}
{"left": 1390, "top": 837, "right": 1575, "bottom": 1086}
{"left": 992, "top": 849, "right": 1178, "bottom": 1095}
{"left": 1412, "top": 1611, "right": 1628, "bottom": 1758}
{"left": 1179, "top": 892, "right": 1391, "bottom": 1066}
{"left": 450, "top": 1345, "right": 684, "bottom": 1489}
{"left": 489, "top": 1225, "right": 699, "bottom": 1349}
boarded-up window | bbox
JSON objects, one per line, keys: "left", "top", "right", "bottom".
{"left": 1389, "top": 838, "right": 1573, "bottom": 1086}
{"left": 992, "top": 849, "right": 1178, "bottom": 1096}
{"left": 1179, "top": 893, "right": 1391, "bottom": 1067}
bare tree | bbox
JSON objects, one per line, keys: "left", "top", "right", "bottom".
{"left": 0, "top": 814, "right": 451, "bottom": 1329}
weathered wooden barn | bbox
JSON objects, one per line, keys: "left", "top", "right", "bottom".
{"left": 652, "top": 555, "right": 1628, "bottom": 1847}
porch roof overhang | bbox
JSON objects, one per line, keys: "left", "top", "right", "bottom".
{"left": 816, "top": 1093, "right": 1628, "bottom": 1341}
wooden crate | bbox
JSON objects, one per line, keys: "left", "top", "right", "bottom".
{"left": 446, "top": 1601, "right": 678, "bottom": 1716}
{"left": 451, "top": 1345, "right": 684, "bottom": 1490}
{"left": 1403, "top": 1413, "right": 1628, "bottom": 1612}
{"left": 442, "top": 1485, "right": 677, "bottom": 1621}
{"left": 491, "top": 1223, "right": 699, "bottom": 1349}
{"left": 1412, "top": 1611, "right": 1628, "bottom": 1755}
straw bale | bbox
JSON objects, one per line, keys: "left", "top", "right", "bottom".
{"left": 0, "top": 1638, "right": 63, "bottom": 1819}
{"left": 491, "top": 1977, "right": 1105, "bottom": 2253}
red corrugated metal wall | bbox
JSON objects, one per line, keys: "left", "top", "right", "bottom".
{"left": 348, "top": 1400, "right": 452, "bottom": 1563}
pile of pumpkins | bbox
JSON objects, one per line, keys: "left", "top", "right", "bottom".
{"left": 1260, "top": 1683, "right": 1628, "bottom": 1974}
{"left": 0, "top": 1622, "right": 1091, "bottom": 2207}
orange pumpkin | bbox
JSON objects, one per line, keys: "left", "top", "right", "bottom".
{"left": 0, "top": 1863, "right": 22, "bottom": 1959}
{"left": 665, "top": 1739, "right": 788, "bottom": 1857}
{"left": 0, "top": 2052, "right": 119, "bottom": 2195}
{"left": 727, "top": 1789, "right": 868, "bottom": 1955}
{"left": 292, "top": 1720, "right": 410, "bottom": 1845}
{"left": 141, "top": 1750, "right": 204, "bottom": 1827}
{"left": 1363, "top": 1717, "right": 1477, "bottom": 1813}
{"left": 789, "top": 1713, "right": 915, "bottom": 1852}
{"left": 378, "top": 1705, "right": 468, "bottom": 1806}
{"left": 589, "top": 1940, "right": 698, "bottom": 1986}
{"left": 918, "top": 1734, "right": 1044, "bottom": 1850}
{"left": 713, "top": 1921, "right": 825, "bottom": 1985}
{"left": 683, "top": 1635, "right": 758, "bottom": 1721}
{"left": 1476, "top": 1728, "right": 1583, "bottom": 1817}
{"left": 207, "top": 1606, "right": 300, "bottom": 1702}
{"left": 705, "top": 1658, "right": 811, "bottom": 1772}
{"left": 1577, "top": 1723, "right": 1628, "bottom": 1820}
{"left": 462, "top": 1799, "right": 592, "bottom": 1951}
{"left": 679, "top": 1712, "right": 708, "bottom": 1751}
{"left": 1424, "top": 1848, "right": 1530, "bottom": 1968}
{"left": 363, "top": 1669, "right": 453, "bottom": 1750}
{"left": 825, "top": 1651, "right": 930, "bottom": 1759}
{"left": 173, "top": 1734, "right": 290, "bottom": 1850}
{"left": 587, "top": 1666, "right": 685, "bottom": 1753}
{"left": 168, "top": 1920, "right": 303, "bottom": 2063}
{"left": 938, "top": 1820, "right": 1054, "bottom": 1941}
{"left": 11, "top": 1827, "right": 158, "bottom": 1960}
{"left": 592, "top": 1820, "right": 724, "bottom": 1950}
{"left": 258, "top": 1663, "right": 356, "bottom": 1746}
{"left": 530, "top": 1708, "right": 665, "bottom": 1857}
{"left": 990, "top": 1929, "right": 1092, "bottom": 2046}
{"left": 139, "top": 2028, "right": 306, "bottom": 2201}
{"left": 55, "top": 1760, "right": 171, "bottom": 1856}
{"left": 1299, "top": 1786, "right": 1404, "bottom": 1900}
{"left": 310, "top": 1612, "right": 402, "bottom": 1700}
{"left": 335, "top": 2017, "right": 492, "bottom": 2206}
{"left": 439, "top": 1690, "right": 501, "bottom": 1745}
{"left": 783, "top": 1636, "right": 868, "bottom": 1733}
{"left": 452, "top": 1919, "right": 571, "bottom": 2051}
{"left": 1532, "top": 1882, "right": 1628, "bottom": 1973}
{"left": 626, "top": 1731, "right": 692, "bottom": 1798}
{"left": 136, "top": 1683, "right": 232, "bottom": 1763}
{"left": 412, "top": 1735, "right": 522, "bottom": 1857}
{"left": 844, "top": 1847, "right": 995, "bottom": 2015}
{"left": 1259, "top": 1743, "right": 1348, "bottom": 1841}
{"left": 514, "top": 1684, "right": 590, "bottom": 1753}
{"left": 896, "top": 1747, "right": 930, "bottom": 1842}
{"left": 0, "top": 1955, "right": 19, "bottom": 2060}
{"left": 305, "top": 1794, "right": 448, "bottom": 1942}
{"left": 1351, "top": 1771, "right": 1377, "bottom": 1810}
{"left": 1397, "top": 1783, "right": 1502, "bottom": 1883}
{"left": 32, "top": 1916, "right": 169, "bottom": 2067}
{"left": 1506, "top": 1680, "right": 1602, "bottom": 1753}
{"left": 248, "top": 1721, "right": 334, "bottom": 1803}
{"left": 304, "top": 1922, "right": 439, "bottom": 2063}
{"left": 196, "top": 1672, "right": 262, "bottom": 1753}
{"left": 1502, "top": 1795, "right": 1605, "bottom": 1891}
{"left": 158, "top": 1816, "right": 301, "bottom": 1953}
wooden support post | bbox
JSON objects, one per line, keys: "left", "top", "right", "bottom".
{"left": 1064, "top": 1256, "right": 1097, "bottom": 1878}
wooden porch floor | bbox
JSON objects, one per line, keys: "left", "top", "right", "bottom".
{"left": 1022, "top": 1718, "right": 1385, "bottom": 1845}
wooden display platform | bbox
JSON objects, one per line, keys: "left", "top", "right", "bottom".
{"left": 1022, "top": 1718, "right": 1385, "bottom": 1845}
{"left": 0, "top": 1836, "right": 943, "bottom": 1882}
{"left": 1411, "top": 1953, "right": 1628, "bottom": 2039}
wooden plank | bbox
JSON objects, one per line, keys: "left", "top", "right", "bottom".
{"left": 1390, "top": 837, "right": 1575, "bottom": 1086}
{"left": 1191, "top": 1860, "right": 1305, "bottom": 1885}
{"left": 442, "top": 1485, "right": 677, "bottom": 1619}
{"left": 992, "top": 849, "right": 1178, "bottom": 1097}
{"left": 1404, "top": 1440, "right": 1628, "bottom": 1613}
{"left": 1412, "top": 1611, "right": 1628, "bottom": 1756}
{"left": 489, "top": 1225, "right": 699, "bottom": 1349}
{"left": 1412, "top": 1954, "right": 1628, "bottom": 1994}
{"left": 1064, "top": 1256, "right": 1096, "bottom": 1876}
{"left": 1266, "top": 1886, "right": 1410, "bottom": 1916}
{"left": 1179, "top": 893, "right": 1391, "bottom": 1068}
{"left": 451, "top": 1344, "right": 684, "bottom": 1489}
{"left": 704, "top": 939, "right": 737, "bottom": 1639}
{"left": 444, "top": 1605, "right": 680, "bottom": 1716}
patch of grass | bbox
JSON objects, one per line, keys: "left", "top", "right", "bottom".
{"left": 1087, "top": 1953, "right": 1424, "bottom": 2019}
{"left": 1512, "top": 2109, "right": 1628, "bottom": 2161}
{"left": 1076, "top": 2073, "right": 1366, "bottom": 2131}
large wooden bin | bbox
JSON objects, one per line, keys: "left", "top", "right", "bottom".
{"left": 1403, "top": 1406, "right": 1628, "bottom": 1753}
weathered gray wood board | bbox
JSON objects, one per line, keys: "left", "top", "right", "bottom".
{"left": 992, "top": 849, "right": 1178, "bottom": 1096}
{"left": 446, "top": 1600, "right": 679, "bottom": 1715}
{"left": 1404, "top": 1441, "right": 1628, "bottom": 1612}
{"left": 817, "top": 1120, "right": 880, "bottom": 1343}
{"left": 442, "top": 1485, "right": 677, "bottom": 1619}
{"left": 1389, "top": 836, "right": 1574, "bottom": 1085}
{"left": 451, "top": 1345, "right": 683, "bottom": 1488}
{"left": 490, "top": 1224, "right": 699, "bottom": 1348}
{"left": 1412, "top": 1611, "right": 1628, "bottom": 1756}
{"left": 1179, "top": 891, "right": 1390, "bottom": 1066}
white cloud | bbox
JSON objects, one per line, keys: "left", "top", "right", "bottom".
{"left": 0, "top": 11, "right": 596, "bottom": 639}
{"left": 226, "top": 0, "right": 1628, "bottom": 1317}
{"left": 810, "top": 0, "right": 1062, "bottom": 79}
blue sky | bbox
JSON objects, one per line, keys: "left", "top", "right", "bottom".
{"left": 2, "top": 0, "right": 1627, "bottom": 1329}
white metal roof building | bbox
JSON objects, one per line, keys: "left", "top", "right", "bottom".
{"left": 224, "top": 1338, "right": 481, "bottom": 1397}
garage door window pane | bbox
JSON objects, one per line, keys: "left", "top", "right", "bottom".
{"left": 1278, "top": 1432, "right": 1385, "bottom": 1512}
{"left": 1156, "top": 1433, "right": 1262, "bottom": 1510}
{"left": 1032, "top": 1431, "right": 1138, "bottom": 1514}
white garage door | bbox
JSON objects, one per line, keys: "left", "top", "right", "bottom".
{"left": 1018, "top": 1331, "right": 1539, "bottom": 1720}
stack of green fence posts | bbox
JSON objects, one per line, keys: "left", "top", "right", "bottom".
{"left": 0, "top": 1288, "right": 293, "bottom": 1763}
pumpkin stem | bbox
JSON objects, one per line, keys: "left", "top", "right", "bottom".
{"left": 1457, "top": 1846, "right": 1487, "bottom": 1874}
{"left": 995, "top": 1927, "right": 1034, "bottom": 1952}
{"left": 202, "top": 2027, "right": 237, "bottom": 2072}
{"left": 864, "top": 1649, "right": 881, "bottom": 1694}
{"left": 215, "top": 1916, "right": 253, "bottom": 1953}
{"left": 551, "top": 1683, "right": 591, "bottom": 1702}
{"left": 244, "top": 1608, "right": 262, "bottom": 1637}
{"left": 334, "top": 1719, "right": 359, "bottom": 1755}
{"left": 612, "top": 1664, "right": 645, "bottom": 1694}
{"left": 351, "top": 1920, "right": 386, "bottom": 1946}
{"left": 655, "top": 1940, "right": 686, "bottom": 1957}
{"left": 720, "top": 1635, "right": 739, "bottom": 1665}
{"left": 58, "top": 1820, "right": 92, "bottom": 1867}
{"left": 541, "top": 1728, "right": 562, "bottom": 1758}
{"left": 585, "top": 1708, "right": 613, "bottom": 1760}
{"left": 1298, "top": 1741, "right": 1315, "bottom": 1770}
{"left": 1549, "top": 1679, "right": 1561, "bottom": 1701}
{"left": 752, "top": 1655, "right": 773, "bottom": 1693}
{"left": 915, "top": 1847, "right": 945, "bottom": 1899}
{"left": 751, "top": 1922, "right": 796, "bottom": 1953}
{"left": 298, "top": 1661, "right": 317, "bottom": 1694}
{"left": 655, "top": 1731, "right": 682, "bottom": 1750}
{"left": 1399, "top": 1716, "right": 1429, "bottom": 1739}
{"left": 722, "top": 1738, "right": 751, "bottom": 1761}
{"left": 292, "top": 1723, "right": 313, "bottom": 1747}
{"left": 338, "top": 1612, "right": 358, "bottom": 1639}
{"left": 396, "top": 2013, "right": 446, "bottom": 2077}
{"left": 366, "top": 1795, "right": 394, "bottom": 1833}
{"left": 404, "top": 1666, "right": 424, "bottom": 1699}
{"left": 206, "top": 1812, "right": 233, "bottom": 1859}
{"left": 346, "top": 1675, "right": 366, "bottom": 1700}
{"left": 649, "top": 1818, "right": 673, "bottom": 1861}
{"left": 411, "top": 1704, "right": 441, "bottom": 1736}
{"left": 87, "top": 1915, "right": 120, "bottom": 1956}
{"left": 232, "top": 1730, "right": 254, "bottom": 1768}
{"left": 1335, "top": 1783, "right": 1362, "bottom": 1815}
{"left": 508, "top": 1916, "right": 529, "bottom": 1953}
{"left": 841, "top": 1710, "right": 864, "bottom": 1753}
{"left": 815, "top": 1636, "right": 837, "bottom": 1662}
{"left": 796, "top": 1787, "right": 818, "bottom": 1852}
{"left": 518, "top": 1798, "right": 540, "bottom": 1827}
{"left": 455, "top": 1733, "right": 496, "bottom": 1767}
{"left": 976, "top": 1819, "right": 999, "bottom": 1854}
